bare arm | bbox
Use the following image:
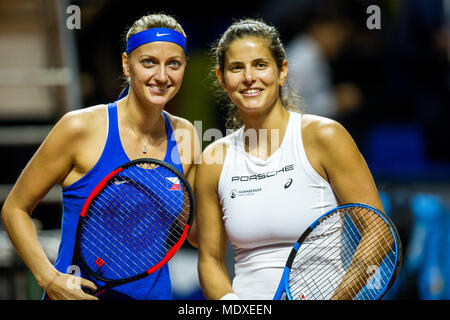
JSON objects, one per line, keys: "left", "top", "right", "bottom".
{"left": 330, "top": 207, "right": 394, "bottom": 300}
{"left": 171, "top": 115, "right": 202, "bottom": 248}
{"left": 1, "top": 112, "right": 98, "bottom": 300}
{"left": 302, "top": 115, "right": 385, "bottom": 300}
{"left": 196, "top": 143, "right": 234, "bottom": 299}
{"left": 185, "top": 164, "right": 199, "bottom": 248}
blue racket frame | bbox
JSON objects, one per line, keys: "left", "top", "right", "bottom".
{"left": 273, "top": 203, "right": 402, "bottom": 300}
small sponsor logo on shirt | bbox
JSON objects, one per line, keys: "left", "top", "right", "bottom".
{"left": 230, "top": 187, "right": 262, "bottom": 198}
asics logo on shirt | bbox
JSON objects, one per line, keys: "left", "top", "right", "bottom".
{"left": 284, "top": 178, "right": 293, "bottom": 189}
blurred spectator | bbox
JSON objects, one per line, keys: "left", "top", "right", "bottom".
{"left": 383, "top": 0, "right": 450, "bottom": 163}
{"left": 286, "top": 6, "right": 362, "bottom": 118}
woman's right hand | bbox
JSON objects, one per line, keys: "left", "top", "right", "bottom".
{"left": 44, "top": 272, "right": 99, "bottom": 300}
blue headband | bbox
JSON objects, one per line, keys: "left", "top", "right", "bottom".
{"left": 126, "top": 27, "right": 186, "bottom": 54}
{"left": 117, "top": 28, "right": 186, "bottom": 100}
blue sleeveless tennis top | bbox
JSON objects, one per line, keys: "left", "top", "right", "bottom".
{"left": 50, "top": 102, "right": 183, "bottom": 300}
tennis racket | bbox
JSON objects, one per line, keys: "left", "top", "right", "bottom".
{"left": 273, "top": 203, "right": 402, "bottom": 300}
{"left": 71, "top": 158, "right": 194, "bottom": 296}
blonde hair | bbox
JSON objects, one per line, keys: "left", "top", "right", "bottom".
{"left": 125, "top": 13, "right": 186, "bottom": 48}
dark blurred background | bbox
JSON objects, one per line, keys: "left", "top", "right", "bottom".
{"left": 0, "top": 0, "right": 449, "bottom": 300}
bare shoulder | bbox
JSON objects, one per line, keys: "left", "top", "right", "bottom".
{"left": 163, "top": 111, "right": 195, "bottom": 132}
{"left": 301, "top": 114, "right": 354, "bottom": 149}
{"left": 300, "top": 114, "right": 360, "bottom": 181}
{"left": 301, "top": 116, "right": 381, "bottom": 209}
{"left": 50, "top": 104, "right": 108, "bottom": 164}
{"left": 56, "top": 104, "right": 107, "bottom": 139}
{"left": 12, "top": 104, "right": 108, "bottom": 192}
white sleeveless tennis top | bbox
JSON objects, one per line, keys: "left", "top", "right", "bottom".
{"left": 218, "top": 111, "right": 338, "bottom": 299}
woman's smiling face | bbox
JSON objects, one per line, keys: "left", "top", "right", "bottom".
{"left": 217, "top": 36, "right": 287, "bottom": 114}
{"left": 124, "top": 41, "right": 186, "bottom": 107}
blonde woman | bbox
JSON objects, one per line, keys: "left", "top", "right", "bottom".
{"left": 1, "top": 13, "right": 198, "bottom": 300}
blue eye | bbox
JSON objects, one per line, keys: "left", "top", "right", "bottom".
{"left": 169, "top": 60, "right": 181, "bottom": 68}
{"left": 142, "top": 59, "right": 155, "bottom": 66}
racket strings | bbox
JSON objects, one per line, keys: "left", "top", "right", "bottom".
{"left": 288, "top": 207, "right": 396, "bottom": 300}
{"left": 93, "top": 178, "right": 178, "bottom": 252}
{"left": 127, "top": 163, "right": 190, "bottom": 223}
{"left": 309, "top": 218, "right": 393, "bottom": 299}
{"left": 81, "top": 229, "right": 141, "bottom": 278}
{"left": 116, "top": 164, "right": 189, "bottom": 234}
{"left": 289, "top": 211, "right": 346, "bottom": 299}
{"left": 290, "top": 210, "right": 394, "bottom": 300}
{"left": 82, "top": 187, "right": 169, "bottom": 276}
{"left": 120, "top": 169, "right": 191, "bottom": 249}
{"left": 81, "top": 192, "right": 173, "bottom": 278}
{"left": 124, "top": 163, "right": 191, "bottom": 236}
{"left": 84, "top": 193, "right": 170, "bottom": 271}
{"left": 116, "top": 184, "right": 190, "bottom": 253}
{"left": 102, "top": 183, "right": 182, "bottom": 249}
{"left": 290, "top": 229, "right": 389, "bottom": 300}
{"left": 289, "top": 209, "right": 394, "bottom": 300}
{"left": 82, "top": 186, "right": 183, "bottom": 277}
{"left": 79, "top": 162, "right": 192, "bottom": 281}
{"left": 100, "top": 175, "right": 186, "bottom": 248}
{"left": 128, "top": 164, "right": 191, "bottom": 229}
{"left": 330, "top": 208, "right": 395, "bottom": 300}
{"left": 292, "top": 224, "right": 393, "bottom": 300}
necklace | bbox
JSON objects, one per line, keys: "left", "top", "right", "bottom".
{"left": 125, "top": 102, "right": 149, "bottom": 154}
